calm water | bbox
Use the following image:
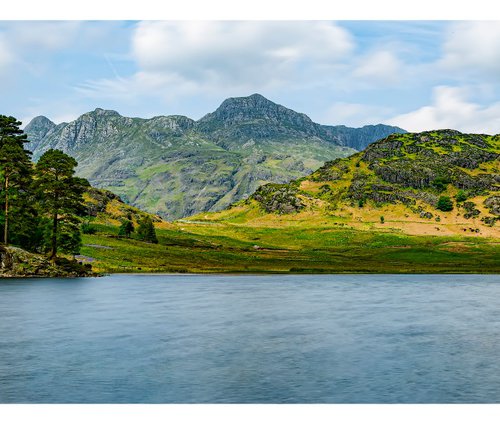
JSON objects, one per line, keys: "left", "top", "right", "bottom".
{"left": 1, "top": 274, "right": 500, "bottom": 403}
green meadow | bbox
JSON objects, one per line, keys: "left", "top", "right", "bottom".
{"left": 81, "top": 221, "right": 500, "bottom": 274}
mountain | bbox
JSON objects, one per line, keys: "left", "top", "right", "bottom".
{"left": 197, "top": 94, "right": 403, "bottom": 150}
{"left": 196, "top": 130, "right": 499, "bottom": 237}
{"left": 25, "top": 94, "right": 405, "bottom": 220}
{"left": 24, "top": 115, "right": 56, "bottom": 152}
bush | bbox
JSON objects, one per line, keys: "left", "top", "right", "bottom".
{"left": 432, "top": 177, "right": 451, "bottom": 192}
{"left": 437, "top": 196, "right": 454, "bottom": 212}
{"left": 455, "top": 190, "right": 468, "bottom": 203}
{"left": 380, "top": 216, "right": 385, "bottom": 224}
{"left": 81, "top": 223, "right": 97, "bottom": 235}
{"left": 462, "top": 201, "right": 480, "bottom": 219}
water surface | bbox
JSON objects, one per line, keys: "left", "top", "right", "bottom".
{"left": 1, "top": 274, "right": 499, "bottom": 403}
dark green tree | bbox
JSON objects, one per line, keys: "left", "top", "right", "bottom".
{"left": 118, "top": 219, "right": 134, "bottom": 238}
{"left": 455, "top": 190, "right": 468, "bottom": 203}
{"left": 437, "top": 196, "right": 454, "bottom": 212}
{"left": 57, "top": 216, "right": 82, "bottom": 257}
{"left": 34, "top": 149, "right": 89, "bottom": 259}
{"left": 0, "top": 116, "right": 33, "bottom": 245}
{"left": 137, "top": 216, "right": 158, "bottom": 244}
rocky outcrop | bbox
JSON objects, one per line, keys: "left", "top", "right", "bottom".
{"left": 0, "top": 245, "right": 96, "bottom": 278}
{"left": 485, "top": 196, "right": 500, "bottom": 216}
{"left": 251, "top": 183, "right": 305, "bottom": 214}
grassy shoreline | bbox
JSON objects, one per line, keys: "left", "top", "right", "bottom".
{"left": 79, "top": 221, "right": 500, "bottom": 275}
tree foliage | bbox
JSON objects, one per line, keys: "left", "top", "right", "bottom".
{"left": 437, "top": 196, "right": 454, "bottom": 212}
{"left": 455, "top": 190, "right": 468, "bottom": 203}
{"left": 0, "top": 115, "right": 34, "bottom": 245}
{"left": 137, "top": 216, "right": 158, "bottom": 243}
{"left": 118, "top": 219, "right": 134, "bottom": 238}
{"left": 34, "top": 149, "right": 89, "bottom": 258}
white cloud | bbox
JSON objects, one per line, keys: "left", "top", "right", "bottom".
{"left": 353, "top": 50, "right": 403, "bottom": 84}
{"left": 132, "top": 20, "right": 353, "bottom": 74}
{"left": 386, "top": 85, "right": 500, "bottom": 134}
{"left": 0, "top": 34, "right": 13, "bottom": 71}
{"left": 440, "top": 21, "right": 500, "bottom": 78}
{"left": 0, "top": 21, "right": 84, "bottom": 57}
{"left": 10, "top": 21, "right": 83, "bottom": 51}
{"left": 76, "top": 71, "right": 200, "bottom": 104}
{"left": 79, "top": 21, "right": 355, "bottom": 100}
{"left": 0, "top": 22, "right": 88, "bottom": 82}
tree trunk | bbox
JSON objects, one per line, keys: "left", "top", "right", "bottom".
{"left": 3, "top": 174, "right": 8, "bottom": 245}
{"left": 50, "top": 210, "right": 58, "bottom": 260}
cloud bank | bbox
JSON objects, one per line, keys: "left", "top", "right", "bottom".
{"left": 387, "top": 86, "right": 500, "bottom": 134}
{"left": 1, "top": 20, "right": 500, "bottom": 133}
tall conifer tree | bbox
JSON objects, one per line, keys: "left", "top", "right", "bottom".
{"left": 0, "top": 116, "right": 33, "bottom": 245}
{"left": 34, "top": 149, "right": 89, "bottom": 259}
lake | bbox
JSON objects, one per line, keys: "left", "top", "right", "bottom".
{"left": 1, "top": 274, "right": 500, "bottom": 403}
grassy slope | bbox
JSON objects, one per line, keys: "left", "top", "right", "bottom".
{"left": 81, "top": 197, "right": 499, "bottom": 274}
{"left": 81, "top": 131, "right": 500, "bottom": 274}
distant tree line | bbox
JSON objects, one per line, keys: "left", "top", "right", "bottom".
{"left": 118, "top": 214, "right": 158, "bottom": 244}
{"left": 0, "top": 115, "right": 89, "bottom": 259}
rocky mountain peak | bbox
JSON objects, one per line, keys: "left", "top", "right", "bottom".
{"left": 197, "top": 93, "right": 314, "bottom": 128}
{"left": 88, "top": 108, "right": 122, "bottom": 118}
{"left": 148, "top": 115, "right": 195, "bottom": 131}
{"left": 25, "top": 115, "right": 55, "bottom": 129}
{"left": 24, "top": 115, "right": 56, "bottom": 150}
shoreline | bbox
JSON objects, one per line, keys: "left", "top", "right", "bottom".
{"left": 3, "top": 270, "right": 500, "bottom": 279}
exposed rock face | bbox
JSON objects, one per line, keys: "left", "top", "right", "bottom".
{"left": 322, "top": 124, "right": 406, "bottom": 151}
{"left": 359, "top": 131, "right": 500, "bottom": 194}
{"left": 197, "top": 93, "right": 323, "bottom": 143}
{"left": 197, "top": 94, "right": 405, "bottom": 149}
{"left": 25, "top": 94, "right": 405, "bottom": 220}
{"left": 485, "top": 196, "right": 500, "bottom": 216}
{"left": 24, "top": 115, "right": 56, "bottom": 152}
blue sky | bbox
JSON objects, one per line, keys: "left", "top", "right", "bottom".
{"left": 1, "top": 20, "right": 500, "bottom": 133}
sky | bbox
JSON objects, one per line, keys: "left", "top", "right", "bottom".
{"left": 1, "top": 20, "right": 500, "bottom": 134}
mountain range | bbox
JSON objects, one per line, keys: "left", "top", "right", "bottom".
{"left": 25, "top": 93, "right": 404, "bottom": 220}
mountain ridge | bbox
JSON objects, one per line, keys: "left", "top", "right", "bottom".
{"left": 24, "top": 94, "right": 406, "bottom": 220}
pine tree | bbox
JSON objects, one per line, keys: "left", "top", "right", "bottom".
{"left": 57, "top": 216, "right": 83, "bottom": 257}
{"left": 118, "top": 219, "right": 134, "bottom": 238}
{"left": 0, "top": 116, "right": 33, "bottom": 245}
{"left": 34, "top": 149, "right": 89, "bottom": 259}
{"left": 137, "top": 216, "right": 158, "bottom": 244}
{"left": 437, "top": 196, "right": 453, "bottom": 212}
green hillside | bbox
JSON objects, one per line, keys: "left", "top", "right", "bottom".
{"left": 79, "top": 130, "right": 499, "bottom": 274}
{"left": 25, "top": 94, "right": 404, "bottom": 220}
{"left": 194, "top": 130, "right": 499, "bottom": 234}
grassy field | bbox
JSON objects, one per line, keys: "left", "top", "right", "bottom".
{"left": 81, "top": 219, "right": 500, "bottom": 274}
